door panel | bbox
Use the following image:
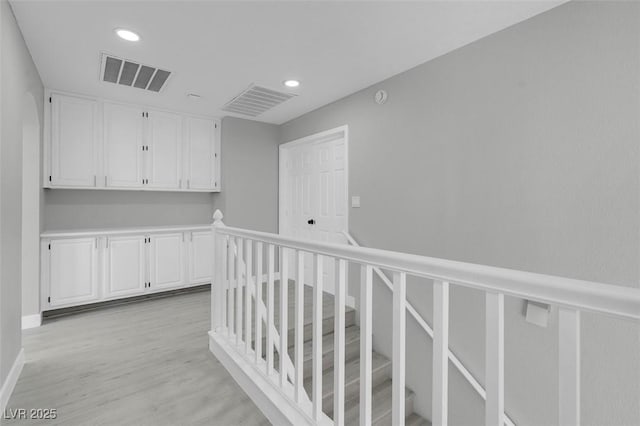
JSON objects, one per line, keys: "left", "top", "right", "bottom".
{"left": 49, "top": 238, "right": 99, "bottom": 307}
{"left": 104, "top": 236, "right": 146, "bottom": 298}
{"left": 147, "top": 111, "right": 182, "bottom": 189}
{"left": 150, "top": 233, "right": 185, "bottom": 290}
{"left": 186, "top": 117, "right": 217, "bottom": 190}
{"left": 50, "top": 94, "right": 98, "bottom": 187}
{"left": 104, "top": 103, "right": 145, "bottom": 188}
{"left": 189, "top": 231, "right": 213, "bottom": 284}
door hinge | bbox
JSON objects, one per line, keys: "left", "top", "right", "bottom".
{"left": 48, "top": 296, "right": 51, "bottom": 303}
{"left": 214, "top": 153, "right": 217, "bottom": 158}
{"left": 48, "top": 243, "right": 51, "bottom": 250}
{"left": 214, "top": 123, "right": 217, "bottom": 129}
{"left": 49, "top": 176, "right": 52, "bottom": 182}
{"left": 214, "top": 181, "right": 217, "bottom": 187}
{"left": 49, "top": 96, "right": 52, "bottom": 103}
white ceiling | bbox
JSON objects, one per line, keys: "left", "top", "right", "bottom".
{"left": 10, "top": 0, "right": 565, "bottom": 124}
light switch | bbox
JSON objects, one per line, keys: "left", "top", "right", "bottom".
{"left": 351, "top": 196, "right": 361, "bottom": 208}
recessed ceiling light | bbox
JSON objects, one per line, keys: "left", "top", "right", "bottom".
{"left": 283, "top": 80, "right": 300, "bottom": 88}
{"left": 115, "top": 29, "right": 140, "bottom": 42}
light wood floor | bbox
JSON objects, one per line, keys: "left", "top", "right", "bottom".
{"left": 7, "top": 290, "right": 270, "bottom": 426}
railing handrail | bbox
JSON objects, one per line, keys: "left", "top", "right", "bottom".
{"left": 216, "top": 225, "right": 640, "bottom": 321}
{"left": 341, "top": 230, "right": 517, "bottom": 426}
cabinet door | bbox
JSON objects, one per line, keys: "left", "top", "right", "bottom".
{"left": 50, "top": 94, "right": 98, "bottom": 187}
{"left": 149, "top": 233, "right": 184, "bottom": 290}
{"left": 49, "top": 238, "right": 99, "bottom": 307}
{"left": 185, "top": 117, "right": 217, "bottom": 190}
{"left": 104, "top": 103, "right": 144, "bottom": 188}
{"left": 104, "top": 235, "right": 146, "bottom": 298}
{"left": 146, "top": 111, "right": 182, "bottom": 189}
{"left": 188, "top": 230, "right": 213, "bottom": 284}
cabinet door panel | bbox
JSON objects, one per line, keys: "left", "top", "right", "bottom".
{"left": 50, "top": 94, "right": 98, "bottom": 187}
{"left": 186, "top": 117, "right": 217, "bottom": 190}
{"left": 147, "top": 111, "right": 181, "bottom": 189}
{"left": 104, "top": 236, "right": 146, "bottom": 298}
{"left": 104, "top": 103, "right": 144, "bottom": 188}
{"left": 49, "top": 238, "right": 99, "bottom": 307}
{"left": 150, "top": 233, "right": 184, "bottom": 290}
{"left": 188, "top": 231, "right": 212, "bottom": 284}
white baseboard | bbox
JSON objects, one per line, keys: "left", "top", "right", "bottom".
{"left": 0, "top": 349, "right": 25, "bottom": 412}
{"left": 22, "top": 313, "right": 42, "bottom": 330}
{"left": 209, "top": 332, "right": 319, "bottom": 426}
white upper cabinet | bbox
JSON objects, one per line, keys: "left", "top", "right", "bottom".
{"left": 104, "top": 235, "right": 146, "bottom": 298}
{"left": 103, "top": 102, "right": 145, "bottom": 188}
{"left": 149, "top": 233, "right": 185, "bottom": 291}
{"left": 146, "top": 110, "right": 182, "bottom": 190}
{"left": 45, "top": 90, "right": 220, "bottom": 192}
{"left": 185, "top": 117, "right": 219, "bottom": 190}
{"left": 49, "top": 94, "right": 99, "bottom": 187}
{"left": 48, "top": 238, "right": 99, "bottom": 307}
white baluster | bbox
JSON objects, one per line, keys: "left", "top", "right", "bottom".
{"left": 485, "top": 292, "right": 504, "bottom": 426}
{"left": 245, "top": 239, "right": 253, "bottom": 355}
{"left": 280, "top": 247, "right": 289, "bottom": 388}
{"left": 236, "top": 238, "right": 243, "bottom": 345}
{"left": 227, "top": 237, "right": 235, "bottom": 338}
{"left": 267, "top": 244, "right": 275, "bottom": 376}
{"left": 392, "top": 271, "right": 407, "bottom": 426}
{"left": 312, "top": 253, "right": 324, "bottom": 421}
{"left": 432, "top": 280, "right": 450, "bottom": 426}
{"left": 559, "top": 308, "right": 580, "bottom": 426}
{"left": 212, "top": 210, "right": 225, "bottom": 332}
{"left": 360, "top": 265, "right": 373, "bottom": 426}
{"left": 255, "top": 242, "right": 263, "bottom": 364}
{"left": 334, "top": 258, "right": 347, "bottom": 426}
{"left": 295, "top": 250, "right": 305, "bottom": 403}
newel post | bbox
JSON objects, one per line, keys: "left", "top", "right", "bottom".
{"left": 211, "top": 209, "right": 225, "bottom": 333}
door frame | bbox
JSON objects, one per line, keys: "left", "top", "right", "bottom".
{"left": 278, "top": 125, "right": 349, "bottom": 237}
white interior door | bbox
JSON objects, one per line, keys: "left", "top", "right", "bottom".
{"left": 280, "top": 126, "right": 348, "bottom": 295}
{"left": 146, "top": 110, "right": 182, "bottom": 189}
{"left": 103, "top": 102, "right": 144, "bottom": 188}
{"left": 104, "top": 235, "right": 146, "bottom": 298}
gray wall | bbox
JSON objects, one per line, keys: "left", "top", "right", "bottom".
{"left": 0, "top": 0, "right": 44, "bottom": 384}
{"left": 215, "top": 117, "right": 280, "bottom": 233}
{"left": 281, "top": 2, "right": 640, "bottom": 425}
{"left": 44, "top": 190, "right": 215, "bottom": 230}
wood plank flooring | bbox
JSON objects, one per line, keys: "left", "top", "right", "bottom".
{"left": 6, "top": 290, "right": 270, "bottom": 426}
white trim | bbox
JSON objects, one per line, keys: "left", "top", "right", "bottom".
{"left": 21, "top": 314, "right": 41, "bottom": 329}
{"left": 209, "top": 332, "right": 321, "bottom": 426}
{"left": 0, "top": 349, "right": 25, "bottom": 412}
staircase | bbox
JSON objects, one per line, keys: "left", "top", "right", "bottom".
{"left": 270, "top": 282, "right": 430, "bottom": 425}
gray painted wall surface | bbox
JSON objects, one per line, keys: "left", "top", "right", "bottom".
{"left": 281, "top": 2, "right": 640, "bottom": 425}
{"left": 0, "top": 0, "right": 44, "bottom": 383}
{"left": 44, "top": 190, "right": 214, "bottom": 230}
{"left": 215, "top": 117, "right": 279, "bottom": 233}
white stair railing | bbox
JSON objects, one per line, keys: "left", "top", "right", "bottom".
{"left": 342, "top": 231, "right": 517, "bottom": 426}
{"left": 209, "top": 210, "right": 640, "bottom": 426}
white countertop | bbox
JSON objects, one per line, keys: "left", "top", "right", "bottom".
{"left": 41, "top": 224, "right": 212, "bottom": 238}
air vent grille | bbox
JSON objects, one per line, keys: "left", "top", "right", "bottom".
{"left": 100, "top": 53, "right": 171, "bottom": 93}
{"left": 222, "top": 84, "right": 297, "bottom": 117}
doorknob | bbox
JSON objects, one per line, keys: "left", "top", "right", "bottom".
{"left": 307, "top": 219, "right": 316, "bottom": 225}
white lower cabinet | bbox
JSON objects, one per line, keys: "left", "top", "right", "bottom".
{"left": 42, "top": 226, "right": 213, "bottom": 311}
{"left": 104, "top": 235, "right": 146, "bottom": 298}
{"left": 149, "top": 233, "right": 185, "bottom": 291}
{"left": 47, "top": 238, "right": 99, "bottom": 307}
{"left": 188, "top": 230, "right": 213, "bottom": 285}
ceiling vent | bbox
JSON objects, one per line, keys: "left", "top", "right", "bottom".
{"left": 100, "top": 53, "right": 171, "bottom": 93}
{"left": 222, "top": 84, "right": 297, "bottom": 117}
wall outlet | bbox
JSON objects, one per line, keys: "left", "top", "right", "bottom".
{"left": 351, "top": 196, "right": 361, "bottom": 208}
